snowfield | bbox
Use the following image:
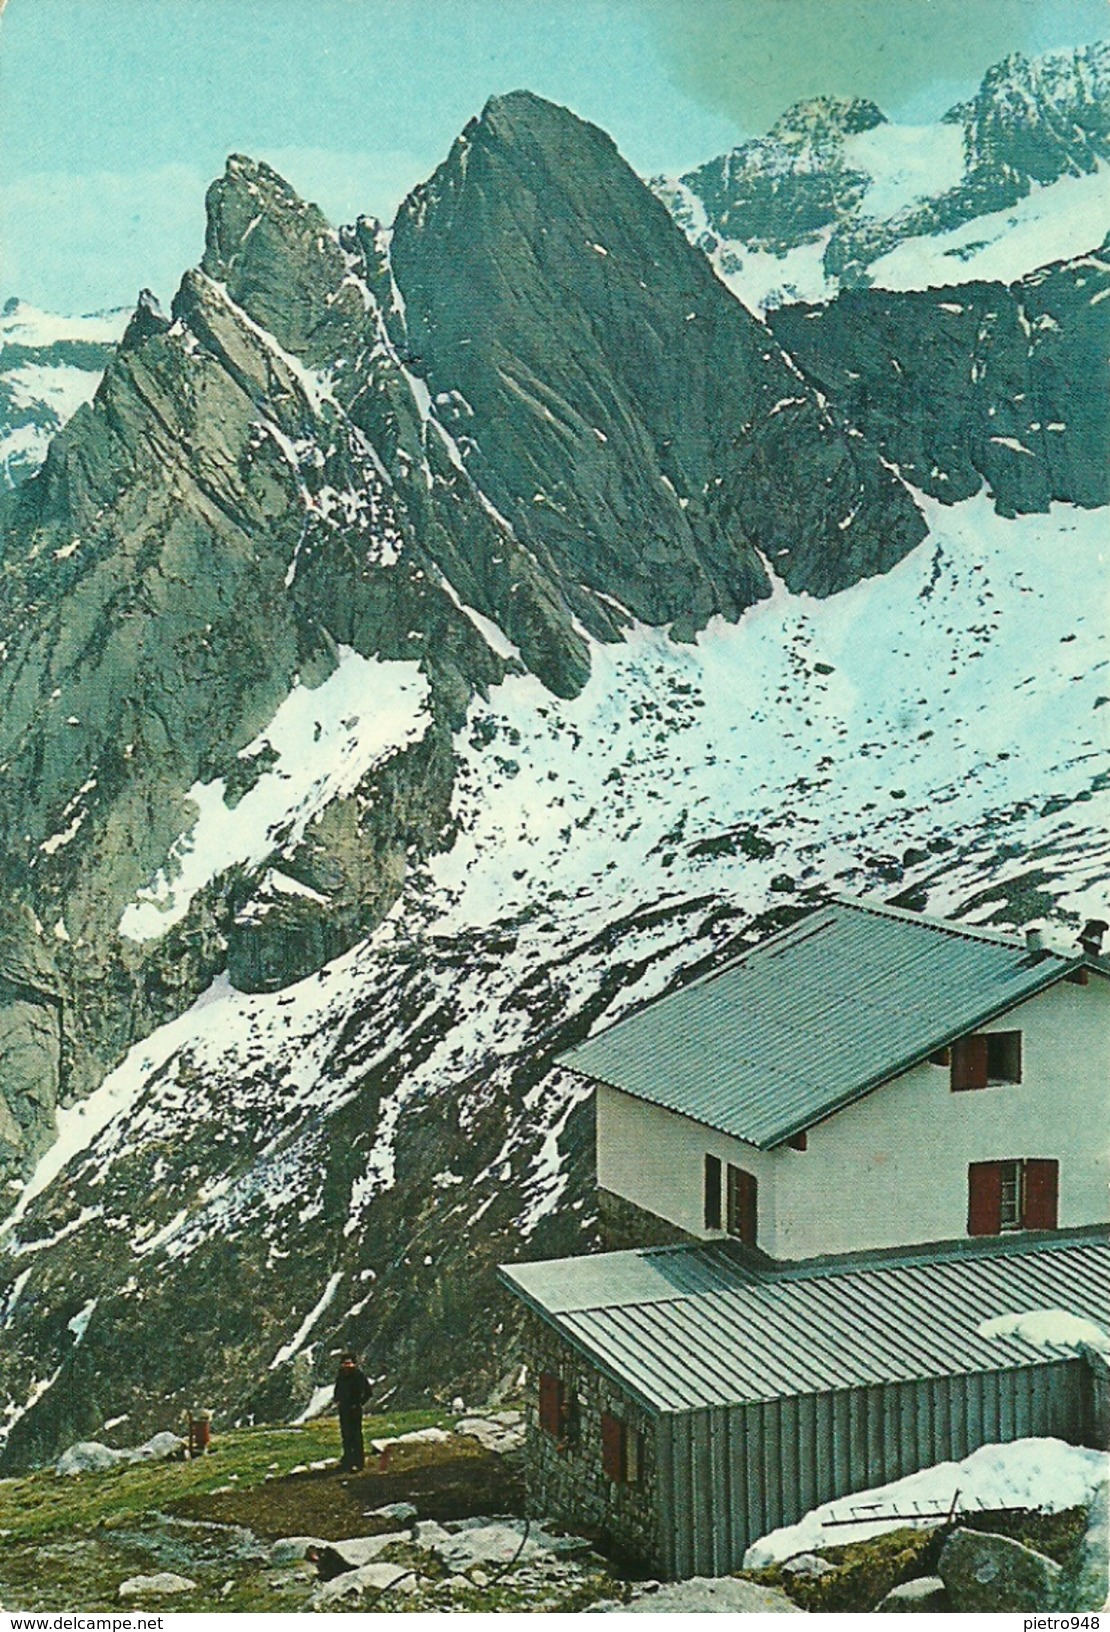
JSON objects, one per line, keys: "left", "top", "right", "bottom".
{"left": 1, "top": 492, "right": 1105, "bottom": 1290}
{"left": 660, "top": 157, "right": 1110, "bottom": 314}
{"left": 869, "top": 165, "right": 1110, "bottom": 292}
{"left": 431, "top": 493, "right": 1109, "bottom": 940}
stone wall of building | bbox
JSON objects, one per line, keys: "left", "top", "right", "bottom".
{"left": 520, "top": 1309, "right": 660, "bottom": 1572}
{"left": 597, "top": 1186, "right": 697, "bottom": 1253}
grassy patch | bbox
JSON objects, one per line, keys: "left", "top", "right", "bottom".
{"left": 0, "top": 1410, "right": 450, "bottom": 1544}
{"left": 0, "top": 1412, "right": 535, "bottom": 1613}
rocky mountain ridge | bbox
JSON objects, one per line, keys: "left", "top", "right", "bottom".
{"left": 0, "top": 84, "right": 1106, "bottom": 1469}
{"left": 767, "top": 241, "right": 1110, "bottom": 513}
{"left": 656, "top": 39, "right": 1110, "bottom": 309}
{"left": 0, "top": 94, "right": 928, "bottom": 1183}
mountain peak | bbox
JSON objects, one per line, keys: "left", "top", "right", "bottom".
{"left": 468, "top": 88, "right": 620, "bottom": 167}
{"left": 198, "top": 152, "right": 357, "bottom": 364}
{"left": 202, "top": 153, "right": 323, "bottom": 280}
{"left": 769, "top": 95, "right": 887, "bottom": 148}
{"left": 118, "top": 287, "right": 169, "bottom": 352}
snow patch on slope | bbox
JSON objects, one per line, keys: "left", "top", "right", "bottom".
{"left": 120, "top": 651, "right": 429, "bottom": 941}
{"left": 846, "top": 121, "right": 966, "bottom": 219}
{"left": 869, "top": 164, "right": 1110, "bottom": 291}
{"left": 0, "top": 302, "right": 127, "bottom": 348}
{"left": 430, "top": 495, "right": 1109, "bottom": 939}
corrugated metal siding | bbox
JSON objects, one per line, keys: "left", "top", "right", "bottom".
{"left": 559, "top": 900, "right": 1082, "bottom": 1146}
{"left": 519, "top": 1236, "right": 1110, "bottom": 1411}
{"left": 659, "top": 1359, "right": 1086, "bottom": 1577}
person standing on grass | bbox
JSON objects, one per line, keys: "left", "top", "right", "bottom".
{"left": 333, "top": 1351, "right": 372, "bottom": 1471}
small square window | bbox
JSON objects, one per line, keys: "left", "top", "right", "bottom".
{"left": 951, "top": 1031, "right": 1021, "bottom": 1090}
{"left": 986, "top": 1032, "right": 1021, "bottom": 1084}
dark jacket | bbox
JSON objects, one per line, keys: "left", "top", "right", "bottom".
{"left": 333, "top": 1363, "right": 371, "bottom": 1412}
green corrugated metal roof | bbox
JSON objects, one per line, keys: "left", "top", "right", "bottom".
{"left": 558, "top": 898, "right": 1090, "bottom": 1148}
{"left": 501, "top": 1230, "right": 1110, "bottom": 1413}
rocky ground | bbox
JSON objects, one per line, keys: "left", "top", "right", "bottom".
{"left": 0, "top": 1407, "right": 1102, "bottom": 1614}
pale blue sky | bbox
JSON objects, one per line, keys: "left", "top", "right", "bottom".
{"left": 1, "top": 0, "right": 1106, "bottom": 315}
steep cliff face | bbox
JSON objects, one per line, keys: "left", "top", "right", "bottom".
{"left": 767, "top": 244, "right": 1110, "bottom": 514}
{"left": 0, "top": 100, "right": 932, "bottom": 1186}
{"left": 391, "top": 92, "right": 925, "bottom": 626}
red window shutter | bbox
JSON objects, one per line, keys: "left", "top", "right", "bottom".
{"left": 1023, "top": 1159, "right": 1059, "bottom": 1230}
{"left": 952, "top": 1036, "right": 989, "bottom": 1091}
{"left": 968, "top": 1161, "right": 1003, "bottom": 1235}
{"left": 539, "top": 1373, "right": 563, "bottom": 1436}
{"left": 728, "top": 1167, "right": 758, "bottom": 1246}
{"left": 600, "top": 1411, "right": 625, "bottom": 1482}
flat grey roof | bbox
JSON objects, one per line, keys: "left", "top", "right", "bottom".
{"left": 501, "top": 1230, "right": 1110, "bottom": 1413}
{"left": 558, "top": 898, "right": 1090, "bottom": 1148}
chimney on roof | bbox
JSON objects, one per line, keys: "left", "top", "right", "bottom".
{"left": 1024, "top": 926, "right": 1045, "bottom": 954}
{"left": 1079, "top": 919, "right": 1108, "bottom": 956}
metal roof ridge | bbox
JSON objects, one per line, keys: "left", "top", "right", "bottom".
{"left": 829, "top": 893, "right": 1073, "bottom": 956}
{"left": 615, "top": 1234, "right": 1107, "bottom": 1314}
{"left": 506, "top": 1223, "right": 1107, "bottom": 1290}
{"left": 558, "top": 903, "right": 842, "bottom": 1062}
{"left": 755, "top": 1223, "right": 1109, "bottom": 1283}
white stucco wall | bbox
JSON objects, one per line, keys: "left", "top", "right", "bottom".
{"left": 595, "top": 973, "right": 1110, "bottom": 1261}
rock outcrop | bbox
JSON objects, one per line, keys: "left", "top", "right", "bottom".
{"left": 768, "top": 244, "right": 1110, "bottom": 516}
{"left": 392, "top": 91, "right": 925, "bottom": 632}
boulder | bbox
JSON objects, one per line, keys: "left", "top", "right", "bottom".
{"left": 618, "top": 1576, "right": 801, "bottom": 1612}
{"left": 365, "top": 1501, "right": 418, "bottom": 1524}
{"left": 312, "top": 1561, "right": 419, "bottom": 1606}
{"left": 413, "top": 1520, "right": 454, "bottom": 1549}
{"left": 118, "top": 1573, "right": 197, "bottom": 1599}
{"left": 268, "top": 1536, "right": 330, "bottom": 1565}
{"left": 939, "top": 1527, "right": 1062, "bottom": 1612}
{"left": 56, "top": 1441, "right": 125, "bottom": 1476}
{"left": 56, "top": 1431, "right": 186, "bottom": 1475}
{"left": 781, "top": 1552, "right": 836, "bottom": 1580}
{"left": 130, "top": 1431, "right": 186, "bottom": 1462}
{"left": 876, "top": 1575, "right": 948, "bottom": 1611}
{"left": 456, "top": 1413, "right": 526, "bottom": 1452}
{"left": 331, "top": 1532, "right": 411, "bottom": 1568}
{"left": 1057, "top": 1479, "right": 1109, "bottom": 1611}
{"left": 429, "top": 1518, "right": 593, "bottom": 1571}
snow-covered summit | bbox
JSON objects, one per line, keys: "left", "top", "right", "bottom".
{"left": 657, "top": 38, "right": 1110, "bottom": 311}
